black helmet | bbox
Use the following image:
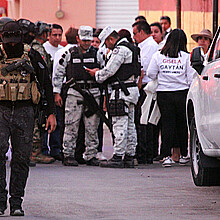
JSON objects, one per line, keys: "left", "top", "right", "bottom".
{"left": 0, "top": 17, "right": 14, "bottom": 32}
{"left": 17, "top": 18, "right": 37, "bottom": 35}
{"left": 1, "top": 21, "right": 23, "bottom": 44}
{"left": 35, "top": 21, "right": 51, "bottom": 36}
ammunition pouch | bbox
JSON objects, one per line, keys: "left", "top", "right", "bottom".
{"left": 31, "top": 81, "right": 41, "bottom": 104}
{"left": 109, "top": 99, "right": 128, "bottom": 117}
{"left": 0, "top": 55, "right": 40, "bottom": 103}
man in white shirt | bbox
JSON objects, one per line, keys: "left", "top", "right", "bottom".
{"left": 160, "top": 16, "right": 172, "bottom": 42}
{"left": 132, "top": 20, "right": 158, "bottom": 164}
{"left": 43, "top": 24, "right": 63, "bottom": 60}
{"left": 43, "top": 24, "right": 63, "bottom": 161}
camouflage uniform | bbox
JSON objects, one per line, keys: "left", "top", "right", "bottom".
{"left": 30, "top": 40, "right": 55, "bottom": 163}
{"left": 53, "top": 47, "right": 100, "bottom": 161}
{"left": 95, "top": 38, "right": 139, "bottom": 157}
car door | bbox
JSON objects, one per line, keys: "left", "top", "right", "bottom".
{"left": 201, "top": 31, "right": 220, "bottom": 149}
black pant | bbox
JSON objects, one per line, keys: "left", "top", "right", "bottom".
{"left": 157, "top": 89, "right": 188, "bottom": 157}
{"left": 0, "top": 103, "right": 34, "bottom": 210}
{"left": 135, "top": 85, "right": 153, "bottom": 162}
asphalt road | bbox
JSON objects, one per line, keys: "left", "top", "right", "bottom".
{"left": 4, "top": 127, "right": 220, "bottom": 220}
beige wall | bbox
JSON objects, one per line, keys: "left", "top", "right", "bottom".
{"left": 8, "top": 0, "right": 96, "bottom": 39}
{"left": 139, "top": 10, "right": 215, "bottom": 51}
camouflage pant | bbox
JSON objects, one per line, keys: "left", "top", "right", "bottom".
{"left": 33, "top": 118, "right": 41, "bottom": 146}
{"left": 63, "top": 94, "right": 100, "bottom": 161}
{"left": 0, "top": 103, "right": 34, "bottom": 209}
{"left": 112, "top": 101, "right": 137, "bottom": 157}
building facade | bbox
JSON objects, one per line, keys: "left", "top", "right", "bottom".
{"left": 2, "top": 0, "right": 219, "bottom": 50}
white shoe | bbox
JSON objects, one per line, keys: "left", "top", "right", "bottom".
{"left": 162, "top": 156, "right": 175, "bottom": 167}
{"left": 96, "top": 152, "right": 107, "bottom": 161}
{"left": 179, "top": 156, "right": 190, "bottom": 165}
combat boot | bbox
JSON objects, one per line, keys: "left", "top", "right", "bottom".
{"left": 123, "top": 155, "right": 135, "bottom": 168}
{"left": 30, "top": 144, "right": 55, "bottom": 164}
{"left": 0, "top": 201, "right": 7, "bottom": 216}
{"left": 63, "top": 156, "right": 78, "bottom": 166}
{"left": 86, "top": 157, "right": 100, "bottom": 166}
{"left": 100, "top": 155, "right": 124, "bottom": 168}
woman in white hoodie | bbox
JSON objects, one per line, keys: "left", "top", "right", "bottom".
{"left": 147, "top": 29, "right": 196, "bottom": 167}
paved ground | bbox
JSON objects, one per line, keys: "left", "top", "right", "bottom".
{"left": 4, "top": 127, "right": 220, "bottom": 219}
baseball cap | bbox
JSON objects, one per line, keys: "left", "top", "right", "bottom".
{"left": 78, "top": 26, "right": 93, "bottom": 41}
{"left": 98, "top": 26, "right": 114, "bottom": 47}
{"left": 1, "top": 21, "right": 22, "bottom": 44}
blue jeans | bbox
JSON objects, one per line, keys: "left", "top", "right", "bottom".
{"left": 42, "top": 106, "right": 61, "bottom": 157}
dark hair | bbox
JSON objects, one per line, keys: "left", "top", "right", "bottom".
{"left": 150, "top": 22, "right": 162, "bottom": 34}
{"left": 160, "top": 16, "right": 171, "bottom": 24}
{"left": 161, "top": 29, "right": 188, "bottom": 58}
{"left": 107, "top": 30, "right": 119, "bottom": 40}
{"left": 65, "top": 27, "right": 78, "bottom": 44}
{"left": 93, "top": 28, "right": 103, "bottom": 37}
{"left": 132, "top": 20, "right": 151, "bottom": 35}
{"left": 118, "top": 29, "right": 133, "bottom": 43}
{"left": 135, "top": 15, "right": 146, "bottom": 21}
{"left": 51, "top": 24, "right": 63, "bottom": 33}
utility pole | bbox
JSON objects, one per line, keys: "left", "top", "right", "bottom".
{"left": 213, "top": 0, "right": 218, "bottom": 35}
{"left": 176, "top": 0, "right": 181, "bottom": 28}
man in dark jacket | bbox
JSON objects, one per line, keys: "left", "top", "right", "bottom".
{"left": 0, "top": 21, "right": 56, "bottom": 216}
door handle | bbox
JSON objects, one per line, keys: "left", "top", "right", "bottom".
{"left": 214, "top": 73, "right": 220, "bottom": 78}
{"left": 202, "top": 76, "right": 209, "bottom": 80}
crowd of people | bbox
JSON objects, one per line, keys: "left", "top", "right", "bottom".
{"left": 0, "top": 14, "right": 213, "bottom": 216}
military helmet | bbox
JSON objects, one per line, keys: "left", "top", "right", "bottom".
{"left": 17, "top": 18, "right": 37, "bottom": 35}
{"left": 1, "top": 21, "right": 23, "bottom": 44}
{"left": 0, "top": 17, "right": 14, "bottom": 32}
{"left": 35, "top": 21, "right": 51, "bottom": 36}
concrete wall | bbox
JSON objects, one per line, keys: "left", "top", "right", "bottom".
{"left": 139, "top": 0, "right": 217, "bottom": 51}
{"left": 8, "top": 0, "right": 96, "bottom": 38}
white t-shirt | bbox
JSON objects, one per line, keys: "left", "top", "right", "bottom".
{"left": 43, "top": 41, "right": 63, "bottom": 61}
{"left": 147, "top": 51, "right": 196, "bottom": 91}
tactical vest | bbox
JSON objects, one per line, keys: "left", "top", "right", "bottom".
{"left": 0, "top": 52, "right": 38, "bottom": 102}
{"left": 66, "top": 46, "right": 99, "bottom": 81}
{"left": 106, "top": 41, "right": 141, "bottom": 83}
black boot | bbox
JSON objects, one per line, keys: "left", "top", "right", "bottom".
{"left": 63, "top": 156, "right": 78, "bottom": 166}
{"left": 86, "top": 157, "right": 100, "bottom": 166}
{"left": 124, "top": 155, "right": 134, "bottom": 168}
{"left": 0, "top": 201, "right": 7, "bottom": 216}
{"left": 10, "top": 208, "right": 24, "bottom": 216}
{"left": 100, "top": 155, "right": 124, "bottom": 168}
{"left": 9, "top": 197, "right": 24, "bottom": 216}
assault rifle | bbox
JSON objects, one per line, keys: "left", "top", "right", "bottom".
{"left": 66, "top": 77, "right": 112, "bottom": 133}
{"left": 1, "top": 59, "right": 35, "bottom": 76}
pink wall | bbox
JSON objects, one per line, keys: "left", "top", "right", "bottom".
{"left": 19, "top": 0, "right": 96, "bottom": 37}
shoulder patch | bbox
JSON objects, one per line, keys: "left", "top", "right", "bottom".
{"left": 112, "top": 47, "right": 119, "bottom": 54}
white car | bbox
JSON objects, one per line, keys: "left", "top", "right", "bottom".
{"left": 187, "top": 27, "right": 220, "bottom": 186}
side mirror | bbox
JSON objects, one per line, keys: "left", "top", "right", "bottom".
{"left": 190, "top": 46, "right": 205, "bottom": 75}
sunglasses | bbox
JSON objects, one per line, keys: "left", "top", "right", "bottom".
{"left": 2, "top": 30, "right": 22, "bottom": 38}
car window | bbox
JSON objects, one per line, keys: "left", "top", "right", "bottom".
{"left": 208, "top": 27, "right": 220, "bottom": 62}
{"left": 212, "top": 36, "right": 220, "bottom": 60}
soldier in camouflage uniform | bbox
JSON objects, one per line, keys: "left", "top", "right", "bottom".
{"left": 29, "top": 21, "right": 55, "bottom": 164}
{"left": 53, "top": 26, "right": 100, "bottom": 166}
{"left": 87, "top": 26, "right": 140, "bottom": 168}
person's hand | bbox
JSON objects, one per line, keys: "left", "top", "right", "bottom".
{"left": 54, "top": 93, "right": 63, "bottom": 107}
{"left": 45, "top": 114, "right": 57, "bottom": 134}
{"left": 85, "top": 68, "right": 99, "bottom": 77}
